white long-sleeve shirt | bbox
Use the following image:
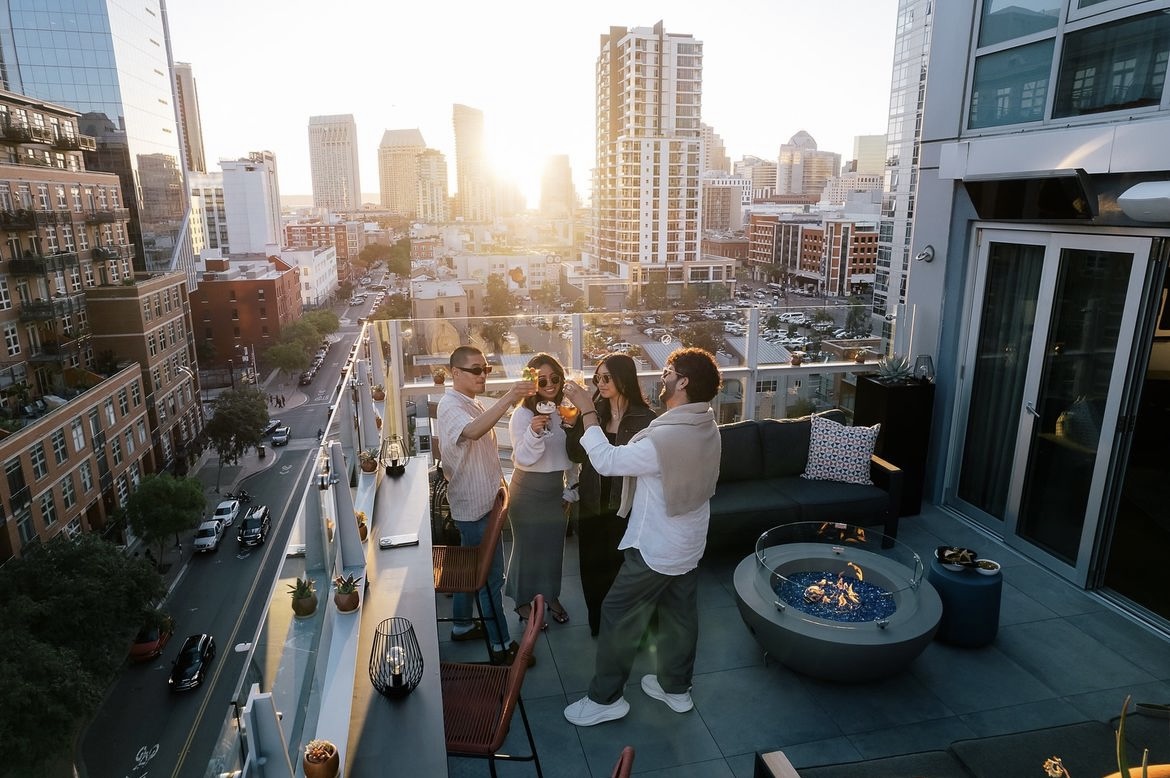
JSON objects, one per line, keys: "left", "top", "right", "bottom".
{"left": 509, "top": 405, "right": 573, "bottom": 472}
{"left": 580, "top": 424, "right": 710, "bottom": 576}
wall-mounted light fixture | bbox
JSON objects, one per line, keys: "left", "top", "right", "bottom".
{"left": 915, "top": 245, "right": 935, "bottom": 263}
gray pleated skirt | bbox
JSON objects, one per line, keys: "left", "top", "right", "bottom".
{"left": 504, "top": 468, "right": 566, "bottom": 605}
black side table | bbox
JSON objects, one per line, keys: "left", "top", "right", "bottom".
{"left": 927, "top": 558, "right": 1002, "bottom": 648}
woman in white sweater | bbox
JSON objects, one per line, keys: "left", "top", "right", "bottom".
{"left": 505, "top": 353, "right": 574, "bottom": 626}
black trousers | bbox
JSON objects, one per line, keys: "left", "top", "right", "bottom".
{"left": 577, "top": 509, "right": 628, "bottom": 636}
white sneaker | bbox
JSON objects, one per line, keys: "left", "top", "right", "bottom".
{"left": 640, "top": 674, "right": 693, "bottom": 713}
{"left": 563, "top": 695, "right": 630, "bottom": 726}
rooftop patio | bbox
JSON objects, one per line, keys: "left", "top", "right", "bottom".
{"left": 210, "top": 312, "right": 1170, "bottom": 776}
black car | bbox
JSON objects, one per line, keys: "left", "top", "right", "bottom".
{"left": 237, "top": 505, "right": 271, "bottom": 546}
{"left": 262, "top": 419, "right": 281, "bottom": 435}
{"left": 299, "top": 370, "right": 315, "bottom": 386}
{"left": 169, "top": 633, "right": 216, "bottom": 691}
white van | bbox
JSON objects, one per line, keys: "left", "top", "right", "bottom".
{"left": 609, "top": 341, "right": 634, "bottom": 353}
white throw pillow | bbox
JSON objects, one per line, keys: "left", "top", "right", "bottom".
{"left": 801, "top": 415, "right": 880, "bottom": 485}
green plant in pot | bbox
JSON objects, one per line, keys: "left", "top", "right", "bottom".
{"left": 358, "top": 447, "right": 380, "bottom": 472}
{"left": 875, "top": 353, "right": 914, "bottom": 384}
{"left": 287, "top": 577, "right": 317, "bottom": 618}
{"left": 333, "top": 573, "right": 362, "bottom": 612}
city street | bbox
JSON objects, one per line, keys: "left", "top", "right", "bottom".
{"left": 79, "top": 311, "right": 364, "bottom": 778}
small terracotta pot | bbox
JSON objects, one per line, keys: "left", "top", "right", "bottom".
{"left": 790, "top": 354, "right": 804, "bottom": 366}
{"left": 360, "top": 459, "right": 378, "bottom": 473}
{"left": 291, "top": 593, "right": 318, "bottom": 619}
{"left": 358, "top": 523, "right": 368, "bottom": 542}
{"left": 303, "top": 745, "right": 339, "bottom": 778}
{"left": 1103, "top": 768, "right": 1170, "bottom": 778}
{"left": 335, "top": 591, "right": 359, "bottom": 613}
{"left": 372, "top": 388, "right": 385, "bottom": 401}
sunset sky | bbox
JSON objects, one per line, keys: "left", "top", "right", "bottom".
{"left": 166, "top": 0, "right": 899, "bottom": 205}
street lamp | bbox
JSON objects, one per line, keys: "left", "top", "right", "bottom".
{"left": 227, "top": 358, "right": 235, "bottom": 391}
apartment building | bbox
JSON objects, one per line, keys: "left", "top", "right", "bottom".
{"left": 452, "top": 105, "right": 493, "bottom": 223}
{"left": 308, "top": 114, "right": 362, "bottom": 213}
{"left": 85, "top": 272, "right": 202, "bottom": 476}
{"left": 908, "top": 0, "right": 1170, "bottom": 622}
{"left": 377, "top": 129, "right": 425, "bottom": 217}
{"left": 589, "top": 22, "right": 704, "bottom": 299}
{"left": 192, "top": 256, "right": 301, "bottom": 369}
{"left": 0, "top": 364, "right": 152, "bottom": 559}
{"left": 416, "top": 149, "right": 449, "bottom": 224}
{"left": 777, "top": 131, "right": 842, "bottom": 198}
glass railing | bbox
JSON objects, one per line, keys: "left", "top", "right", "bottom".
{"left": 207, "top": 303, "right": 911, "bottom": 775}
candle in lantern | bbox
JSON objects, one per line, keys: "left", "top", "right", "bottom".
{"left": 387, "top": 645, "right": 405, "bottom": 688}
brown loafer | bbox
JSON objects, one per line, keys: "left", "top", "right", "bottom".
{"left": 489, "top": 640, "right": 535, "bottom": 668}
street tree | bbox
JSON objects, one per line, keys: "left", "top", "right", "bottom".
{"left": 386, "top": 237, "right": 411, "bottom": 277}
{"left": 356, "top": 242, "right": 393, "bottom": 270}
{"left": 483, "top": 274, "right": 516, "bottom": 316}
{"left": 846, "top": 295, "right": 870, "bottom": 334}
{"left": 280, "top": 319, "right": 324, "bottom": 356}
{"left": 679, "top": 321, "right": 725, "bottom": 354}
{"left": 124, "top": 473, "right": 207, "bottom": 564}
{"left": 479, "top": 320, "right": 508, "bottom": 352}
{"left": 642, "top": 277, "right": 668, "bottom": 310}
{"left": 265, "top": 341, "right": 310, "bottom": 380}
{"left": 303, "top": 309, "right": 340, "bottom": 336}
{"left": 205, "top": 386, "right": 269, "bottom": 490}
{"left": 373, "top": 293, "right": 411, "bottom": 320}
{"left": 0, "top": 533, "right": 162, "bottom": 775}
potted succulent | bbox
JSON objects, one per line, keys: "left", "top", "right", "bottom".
{"left": 333, "top": 573, "right": 362, "bottom": 613}
{"left": 287, "top": 577, "right": 317, "bottom": 618}
{"left": 358, "top": 447, "right": 380, "bottom": 473}
{"left": 303, "top": 738, "right": 339, "bottom": 778}
{"left": 874, "top": 353, "right": 914, "bottom": 384}
{"left": 355, "top": 510, "right": 368, "bottom": 542}
{"left": 789, "top": 350, "right": 807, "bottom": 367}
{"left": 432, "top": 367, "right": 448, "bottom": 385}
{"left": 371, "top": 383, "right": 385, "bottom": 401}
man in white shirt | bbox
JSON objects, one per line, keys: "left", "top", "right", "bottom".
{"left": 561, "top": 347, "right": 722, "bottom": 726}
{"left": 435, "top": 345, "right": 535, "bottom": 665}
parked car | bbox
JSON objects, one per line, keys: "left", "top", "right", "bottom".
{"left": 193, "top": 520, "right": 223, "bottom": 553}
{"left": 129, "top": 616, "right": 174, "bottom": 662}
{"left": 262, "top": 419, "right": 281, "bottom": 435}
{"left": 212, "top": 499, "right": 241, "bottom": 527}
{"left": 237, "top": 505, "right": 271, "bottom": 546}
{"left": 169, "top": 633, "right": 216, "bottom": 692}
{"left": 271, "top": 426, "right": 291, "bottom": 446}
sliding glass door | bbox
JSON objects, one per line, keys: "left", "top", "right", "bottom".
{"left": 948, "top": 229, "right": 1150, "bottom": 582}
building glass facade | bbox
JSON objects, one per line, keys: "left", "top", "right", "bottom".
{"left": 0, "top": 0, "right": 193, "bottom": 278}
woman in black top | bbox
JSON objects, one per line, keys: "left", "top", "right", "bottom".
{"left": 566, "top": 353, "right": 655, "bottom": 636}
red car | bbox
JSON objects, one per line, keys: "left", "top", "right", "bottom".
{"left": 129, "top": 618, "right": 174, "bottom": 663}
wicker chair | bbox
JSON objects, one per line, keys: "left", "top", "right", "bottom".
{"left": 610, "top": 746, "right": 635, "bottom": 778}
{"left": 441, "top": 594, "right": 544, "bottom": 776}
{"left": 433, "top": 485, "right": 508, "bottom": 657}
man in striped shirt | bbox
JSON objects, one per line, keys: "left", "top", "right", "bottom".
{"left": 436, "top": 345, "right": 535, "bottom": 665}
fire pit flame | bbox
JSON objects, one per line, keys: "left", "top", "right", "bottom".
{"left": 803, "top": 563, "right": 866, "bottom": 611}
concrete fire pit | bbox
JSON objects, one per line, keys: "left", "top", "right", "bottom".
{"left": 734, "top": 522, "right": 942, "bottom": 682}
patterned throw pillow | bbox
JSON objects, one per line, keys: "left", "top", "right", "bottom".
{"left": 801, "top": 415, "right": 880, "bottom": 485}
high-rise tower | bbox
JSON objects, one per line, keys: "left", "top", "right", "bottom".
{"left": 173, "top": 62, "right": 207, "bottom": 174}
{"left": 377, "top": 129, "right": 426, "bottom": 218}
{"left": 308, "top": 114, "right": 362, "bottom": 213}
{"left": 590, "top": 22, "right": 704, "bottom": 295}
{"left": 0, "top": 0, "right": 195, "bottom": 279}
{"left": 777, "top": 131, "right": 841, "bottom": 198}
{"left": 416, "top": 149, "right": 449, "bottom": 223}
{"left": 540, "top": 155, "right": 575, "bottom": 218}
{"left": 221, "top": 151, "right": 282, "bottom": 254}
{"left": 452, "top": 104, "right": 493, "bottom": 222}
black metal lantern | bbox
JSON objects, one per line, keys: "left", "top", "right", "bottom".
{"left": 370, "top": 617, "right": 423, "bottom": 698}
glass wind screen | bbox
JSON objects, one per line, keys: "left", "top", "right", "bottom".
{"left": 968, "top": 39, "right": 1055, "bottom": 129}
{"left": 979, "top": 0, "right": 1060, "bottom": 48}
{"left": 1053, "top": 11, "right": 1170, "bottom": 118}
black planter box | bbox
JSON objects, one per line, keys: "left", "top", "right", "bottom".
{"left": 854, "top": 376, "right": 935, "bottom": 516}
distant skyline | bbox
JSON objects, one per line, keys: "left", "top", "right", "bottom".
{"left": 166, "top": 1, "right": 898, "bottom": 207}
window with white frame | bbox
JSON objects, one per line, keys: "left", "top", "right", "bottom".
{"left": 64, "top": 517, "right": 81, "bottom": 538}
{"left": 124, "top": 429, "right": 134, "bottom": 455}
{"left": 71, "top": 418, "right": 84, "bottom": 451}
{"left": 79, "top": 461, "right": 93, "bottom": 492}
{"left": 61, "top": 474, "right": 76, "bottom": 509}
{"left": 110, "top": 435, "right": 121, "bottom": 466}
{"left": 29, "top": 443, "right": 47, "bottom": 479}
{"left": 40, "top": 491, "right": 56, "bottom": 527}
{"left": 51, "top": 429, "right": 67, "bottom": 464}
{"left": 0, "top": 279, "right": 9, "bottom": 310}
{"left": 3, "top": 323, "right": 18, "bottom": 357}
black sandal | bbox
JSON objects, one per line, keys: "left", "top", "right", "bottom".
{"left": 515, "top": 605, "right": 548, "bottom": 631}
{"left": 549, "top": 602, "right": 570, "bottom": 624}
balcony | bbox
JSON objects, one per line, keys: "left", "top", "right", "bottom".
{"left": 84, "top": 208, "right": 129, "bottom": 225}
{"left": 91, "top": 244, "right": 133, "bottom": 261}
{"left": 0, "top": 122, "right": 54, "bottom": 145}
{"left": 51, "top": 134, "right": 96, "bottom": 152}
{"left": 18, "top": 295, "right": 84, "bottom": 323}
{"left": 9, "top": 250, "right": 80, "bottom": 275}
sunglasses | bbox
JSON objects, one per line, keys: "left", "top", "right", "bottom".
{"left": 537, "top": 374, "right": 562, "bottom": 388}
{"left": 454, "top": 364, "right": 493, "bottom": 376}
{"left": 662, "top": 366, "right": 686, "bottom": 380}
{"left": 592, "top": 373, "right": 613, "bottom": 386}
